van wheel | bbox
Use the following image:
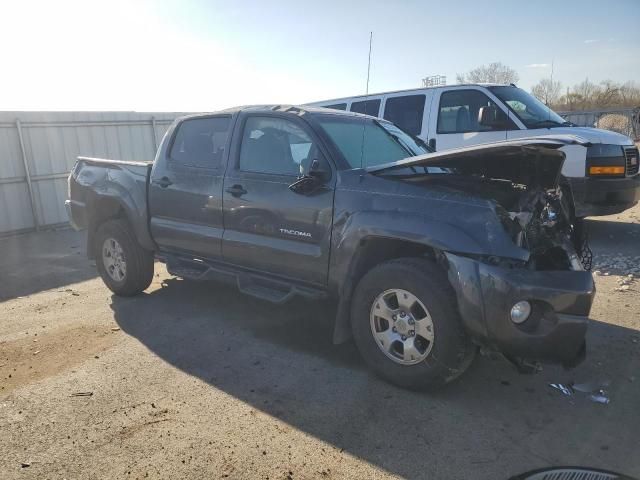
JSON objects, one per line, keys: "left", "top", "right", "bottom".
{"left": 95, "top": 219, "right": 154, "bottom": 296}
{"left": 351, "top": 257, "right": 475, "bottom": 391}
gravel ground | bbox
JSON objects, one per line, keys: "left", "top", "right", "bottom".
{"left": 1, "top": 204, "right": 639, "bottom": 480}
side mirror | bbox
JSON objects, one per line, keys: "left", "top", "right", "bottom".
{"left": 290, "top": 157, "right": 330, "bottom": 194}
{"left": 300, "top": 156, "right": 331, "bottom": 182}
{"left": 478, "top": 106, "right": 507, "bottom": 129}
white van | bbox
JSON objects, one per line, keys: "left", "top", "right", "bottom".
{"left": 307, "top": 84, "right": 639, "bottom": 217}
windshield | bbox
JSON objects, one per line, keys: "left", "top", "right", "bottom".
{"left": 315, "top": 116, "right": 429, "bottom": 169}
{"left": 489, "top": 86, "right": 570, "bottom": 128}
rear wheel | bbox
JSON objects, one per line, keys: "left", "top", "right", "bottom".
{"left": 95, "top": 219, "right": 154, "bottom": 296}
{"left": 351, "top": 257, "right": 475, "bottom": 390}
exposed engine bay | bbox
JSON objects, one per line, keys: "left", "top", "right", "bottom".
{"left": 369, "top": 137, "right": 594, "bottom": 272}
{"left": 495, "top": 185, "right": 592, "bottom": 271}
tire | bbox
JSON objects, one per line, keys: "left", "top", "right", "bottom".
{"left": 95, "top": 218, "right": 154, "bottom": 296}
{"left": 351, "top": 257, "right": 475, "bottom": 391}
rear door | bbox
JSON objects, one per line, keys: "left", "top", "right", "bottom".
{"left": 428, "top": 88, "right": 515, "bottom": 151}
{"left": 381, "top": 92, "right": 433, "bottom": 141}
{"left": 149, "top": 115, "right": 233, "bottom": 258}
{"left": 222, "top": 113, "right": 335, "bottom": 285}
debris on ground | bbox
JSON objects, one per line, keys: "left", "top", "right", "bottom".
{"left": 111, "top": 327, "right": 121, "bottom": 332}
{"left": 614, "top": 275, "right": 636, "bottom": 292}
{"left": 549, "top": 383, "right": 573, "bottom": 396}
{"left": 549, "top": 380, "right": 611, "bottom": 404}
{"left": 21, "top": 462, "right": 31, "bottom": 468}
{"left": 70, "top": 392, "right": 93, "bottom": 397}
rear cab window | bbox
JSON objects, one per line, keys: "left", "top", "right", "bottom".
{"left": 170, "top": 116, "right": 231, "bottom": 168}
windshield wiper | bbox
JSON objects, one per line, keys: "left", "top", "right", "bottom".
{"left": 530, "top": 119, "right": 573, "bottom": 128}
{"left": 373, "top": 120, "right": 414, "bottom": 155}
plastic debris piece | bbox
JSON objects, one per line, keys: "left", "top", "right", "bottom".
{"left": 590, "top": 392, "right": 610, "bottom": 404}
{"left": 110, "top": 327, "right": 120, "bottom": 332}
{"left": 549, "top": 383, "right": 573, "bottom": 396}
{"left": 70, "top": 392, "right": 93, "bottom": 397}
{"left": 550, "top": 380, "right": 611, "bottom": 405}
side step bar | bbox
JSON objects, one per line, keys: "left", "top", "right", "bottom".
{"left": 163, "top": 254, "right": 326, "bottom": 304}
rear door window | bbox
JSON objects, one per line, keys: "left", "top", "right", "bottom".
{"left": 169, "top": 116, "right": 231, "bottom": 169}
{"left": 350, "top": 99, "right": 381, "bottom": 116}
{"left": 383, "top": 94, "right": 426, "bottom": 136}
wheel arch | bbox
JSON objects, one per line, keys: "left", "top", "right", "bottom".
{"left": 331, "top": 235, "right": 444, "bottom": 344}
{"left": 86, "top": 193, "right": 153, "bottom": 259}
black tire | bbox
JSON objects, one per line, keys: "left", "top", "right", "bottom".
{"left": 95, "top": 219, "right": 154, "bottom": 296}
{"left": 351, "top": 257, "right": 475, "bottom": 391}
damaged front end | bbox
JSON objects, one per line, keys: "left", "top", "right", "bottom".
{"left": 369, "top": 136, "right": 596, "bottom": 371}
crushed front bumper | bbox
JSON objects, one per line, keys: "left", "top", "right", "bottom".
{"left": 445, "top": 252, "right": 595, "bottom": 367}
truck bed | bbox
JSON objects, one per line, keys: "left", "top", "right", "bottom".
{"left": 66, "top": 156, "right": 155, "bottom": 253}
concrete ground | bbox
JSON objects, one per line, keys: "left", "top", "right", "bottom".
{"left": 1, "top": 205, "right": 639, "bottom": 480}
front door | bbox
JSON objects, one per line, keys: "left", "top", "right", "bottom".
{"left": 222, "top": 114, "right": 335, "bottom": 286}
{"left": 149, "top": 115, "right": 232, "bottom": 258}
{"left": 429, "top": 88, "right": 515, "bottom": 151}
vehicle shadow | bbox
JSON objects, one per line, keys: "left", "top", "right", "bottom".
{"left": 0, "top": 229, "right": 97, "bottom": 301}
{"left": 110, "top": 277, "right": 640, "bottom": 479}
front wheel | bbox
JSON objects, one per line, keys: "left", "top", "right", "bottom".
{"left": 351, "top": 257, "right": 475, "bottom": 391}
{"left": 95, "top": 219, "right": 154, "bottom": 296}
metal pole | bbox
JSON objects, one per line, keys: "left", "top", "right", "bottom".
{"left": 150, "top": 116, "right": 158, "bottom": 152}
{"left": 15, "top": 119, "right": 40, "bottom": 231}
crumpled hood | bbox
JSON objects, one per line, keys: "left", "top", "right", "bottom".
{"left": 368, "top": 135, "right": 591, "bottom": 190}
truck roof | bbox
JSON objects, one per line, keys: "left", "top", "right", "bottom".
{"left": 176, "top": 104, "right": 374, "bottom": 122}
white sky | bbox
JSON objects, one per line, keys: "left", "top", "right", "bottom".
{"left": 1, "top": 0, "right": 638, "bottom": 112}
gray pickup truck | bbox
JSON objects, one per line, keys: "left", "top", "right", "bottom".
{"left": 66, "top": 105, "right": 595, "bottom": 390}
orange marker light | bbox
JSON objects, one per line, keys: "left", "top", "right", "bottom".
{"left": 589, "top": 166, "right": 625, "bottom": 175}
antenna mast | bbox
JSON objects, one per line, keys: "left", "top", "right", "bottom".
{"left": 365, "top": 31, "right": 373, "bottom": 94}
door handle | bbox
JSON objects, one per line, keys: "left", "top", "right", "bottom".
{"left": 153, "top": 176, "right": 173, "bottom": 188}
{"left": 225, "top": 184, "right": 247, "bottom": 197}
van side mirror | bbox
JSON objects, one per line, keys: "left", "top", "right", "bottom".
{"left": 478, "top": 106, "right": 508, "bottom": 129}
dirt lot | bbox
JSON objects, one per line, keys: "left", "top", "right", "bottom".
{"left": 1, "top": 205, "right": 639, "bottom": 480}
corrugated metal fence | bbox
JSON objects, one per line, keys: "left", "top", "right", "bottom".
{"left": 0, "top": 111, "right": 186, "bottom": 235}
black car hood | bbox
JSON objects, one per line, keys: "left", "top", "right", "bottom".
{"left": 368, "top": 135, "right": 591, "bottom": 190}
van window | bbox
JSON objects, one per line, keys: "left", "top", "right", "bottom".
{"left": 169, "top": 116, "right": 230, "bottom": 168}
{"left": 437, "top": 90, "right": 511, "bottom": 134}
{"left": 383, "top": 94, "right": 426, "bottom": 136}
{"left": 323, "top": 103, "right": 347, "bottom": 111}
{"left": 350, "top": 99, "right": 381, "bottom": 116}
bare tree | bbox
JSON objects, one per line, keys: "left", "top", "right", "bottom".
{"left": 555, "top": 79, "right": 640, "bottom": 110}
{"left": 531, "top": 78, "right": 563, "bottom": 105}
{"left": 456, "top": 62, "right": 519, "bottom": 84}
{"left": 619, "top": 81, "right": 640, "bottom": 106}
